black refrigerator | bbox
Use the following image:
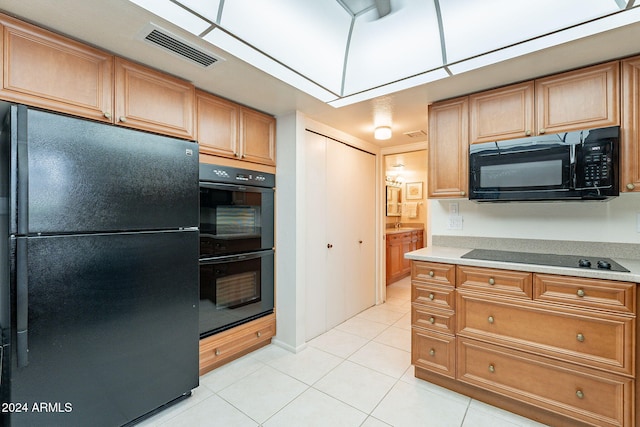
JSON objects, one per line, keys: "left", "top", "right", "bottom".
{"left": 0, "top": 105, "right": 200, "bottom": 426}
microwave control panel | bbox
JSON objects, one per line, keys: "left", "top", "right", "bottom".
{"left": 576, "top": 142, "right": 613, "bottom": 189}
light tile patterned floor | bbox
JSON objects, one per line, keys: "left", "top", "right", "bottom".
{"left": 137, "top": 277, "right": 548, "bottom": 426}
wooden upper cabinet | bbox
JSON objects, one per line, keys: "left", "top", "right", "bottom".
{"left": 196, "top": 90, "right": 276, "bottom": 166}
{"left": 535, "top": 61, "right": 620, "bottom": 135}
{"left": 196, "top": 90, "right": 239, "bottom": 158}
{"left": 115, "top": 57, "right": 194, "bottom": 140}
{"left": 621, "top": 56, "right": 640, "bottom": 193}
{"left": 428, "top": 97, "right": 469, "bottom": 198}
{"left": 0, "top": 14, "right": 113, "bottom": 122}
{"left": 239, "top": 107, "right": 276, "bottom": 166}
{"left": 469, "top": 82, "right": 534, "bottom": 144}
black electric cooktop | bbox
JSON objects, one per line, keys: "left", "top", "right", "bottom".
{"left": 461, "top": 249, "right": 630, "bottom": 273}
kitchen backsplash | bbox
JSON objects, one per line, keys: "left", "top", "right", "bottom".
{"left": 430, "top": 192, "right": 640, "bottom": 257}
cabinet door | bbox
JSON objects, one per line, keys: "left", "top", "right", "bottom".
{"left": 0, "top": 14, "right": 113, "bottom": 122}
{"left": 114, "top": 58, "right": 194, "bottom": 139}
{"left": 428, "top": 97, "right": 469, "bottom": 198}
{"left": 401, "top": 233, "right": 412, "bottom": 273}
{"left": 195, "top": 90, "right": 239, "bottom": 158}
{"left": 535, "top": 61, "right": 620, "bottom": 135}
{"left": 347, "top": 145, "right": 375, "bottom": 318}
{"left": 240, "top": 107, "right": 276, "bottom": 166}
{"left": 621, "top": 56, "right": 640, "bottom": 193}
{"left": 386, "top": 235, "right": 404, "bottom": 284}
{"left": 469, "top": 82, "right": 534, "bottom": 143}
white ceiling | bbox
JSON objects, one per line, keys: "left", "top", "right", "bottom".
{"left": 2, "top": 0, "right": 640, "bottom": 147}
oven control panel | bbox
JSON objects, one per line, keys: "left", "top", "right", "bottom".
{"left": 199, "top": 164, "right": 275, "bottom": 188}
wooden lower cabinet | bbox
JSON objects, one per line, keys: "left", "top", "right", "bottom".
{"left": 458, "top": 337, "right": 633, "bottom": 427}
{"left": 199, "top": 314, "right": 275, "bottom": 376}
{"left": 412, "top": 328, "right": 456, "bottom": 379}
{"left": 386, "top": 229, "right": 423, "bottom": 285}
{"left": 410, "top": 261, "right": 637, "bottom": 427}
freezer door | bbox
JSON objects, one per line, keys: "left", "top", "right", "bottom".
{"left": 10, "top": 105, "right": 198, "bottom": 235}
{"left": 6, "top": 230, "right": 199, "bottom": 427}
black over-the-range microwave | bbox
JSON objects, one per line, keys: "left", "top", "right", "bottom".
{"left": 468, "top": 126, "right": 620, "bottom": 202}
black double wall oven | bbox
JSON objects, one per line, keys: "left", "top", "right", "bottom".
{"left": 199, "top": 164, "right": 275, "bottom": 338}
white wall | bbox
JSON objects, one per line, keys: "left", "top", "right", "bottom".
{"left": 273, "top": 111, "right": 308, "bottom": 352}
{"left": 430, "top": 192, "right": 640, "bottom": 244}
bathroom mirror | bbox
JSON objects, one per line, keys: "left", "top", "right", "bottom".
{"left": 386, "top": 186, "right": 401, "bottom": 217}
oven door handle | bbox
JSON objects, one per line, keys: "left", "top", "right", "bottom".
{"left": 199, "top": 182, "right": 273, "bottom": 193}
{"left": 200, "top": 249, "right": 274, "bottom": 265}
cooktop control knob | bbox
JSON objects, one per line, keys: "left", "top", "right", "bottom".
{"left": 578, "top": 259, "right": 592, "bottom": 268}
{"left": 597, "top": 260, "right": 612, "bottom": 270}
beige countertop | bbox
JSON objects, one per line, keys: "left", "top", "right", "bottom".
{"left": 405, "top": 246, "right": 640, "bottom": 283}
{"left": 385, "top": 227, "right": 423, "bottom": 235}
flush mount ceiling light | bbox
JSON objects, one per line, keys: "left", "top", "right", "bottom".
{"left": 374, "top": 126, "right": 392, "bottom": 140}
{"left": 129, "top": 0, "right": 640, "bottom": 107}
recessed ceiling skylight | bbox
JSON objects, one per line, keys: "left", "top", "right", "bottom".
{"left": 128, "top": 0, "right": 640, "bottom": 107}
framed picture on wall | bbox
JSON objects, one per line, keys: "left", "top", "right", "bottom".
{"left": 406, "top": 182, "right": 423, "bottom": 200}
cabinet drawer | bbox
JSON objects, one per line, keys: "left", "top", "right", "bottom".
{"left": 457, "top": 338, "right": 633, "bottom": 427}
{"left": 412, "top": 282, "right": 455, "bottom": 311}
{"left": 457, "top": 292, "right": 634, "bottom": 375}
{"left": 412, "top": 305, "right": 455, "bottom": 335}
{"left": 387, "top": 233, "right": 406, "bottom": 244}
{"left": 199, "top": 315, "right": 275, "bottom": 375}
{"left": 412, "top": 328, "right": 456, "bottom": 379}
{"left": 534, "top": 274, "right": 636, "bottom": 314}
{"left": 457, "top": 266, "right": 532, "bottom": 299}
{"left": 412, "top": 261, "right": 455, "bottom": 287}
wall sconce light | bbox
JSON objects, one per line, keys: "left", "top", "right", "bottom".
{"left": 374, "top": 126, "right": 392, "bottom": 140}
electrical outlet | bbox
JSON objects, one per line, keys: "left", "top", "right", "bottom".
{"left": 449, "top": 202, "right": 459, "bottom": 215}
{"left": 447, "top": 215, "right": 463, "bottom": 230}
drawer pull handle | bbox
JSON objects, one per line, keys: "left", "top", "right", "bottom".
{"left": 488, "top": 278, "right": 495, "bottom": 285}
{"left": 626, "top": 183, "right": 635, "bottom": 190}
{"left": 257, "top": 331, "right": 262, "bottom": 338}
{"left": 577, "top": 289, "right": 585, "bottom": 298}
{"left": 488, "top": 316, "right": 495, "bottom": 324}
{"left": 215, "top": 349, "right": 221, "bottom": 356}
{"left": 576, "top": 390, "right": 584, "bottom": 399}
{"left": 576, "top": 333, "right": 585, "bottom": 342}
{"left": 429, "top": 348, "right": 436, "bottom": 356}
{"left": 119, "top": 116, "right": 127, "bottom": 123}
{"left": 428, "top": 293, "right": 435, "bottom": 301}
{"left": 488, "top": 364, "right": 495, "bottom": 373}
{"left": 429, "top": 317, "right": 436, "bottom": 324}
{"left": 429, "top": 270, "right": 435, "bottom": 277}
{"left": 103, "top": 112, "right": 112, "bottom": 119}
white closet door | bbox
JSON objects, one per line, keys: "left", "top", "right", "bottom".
{"left": 304, "top": 131, "right": 328, "bottom": 339}
{"left": 304, "top": 131, "right": 376, "bottom": 340}
{"left": 346, "top": 146, "right": 376, "bottom": 318}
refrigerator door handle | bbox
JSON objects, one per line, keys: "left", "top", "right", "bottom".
{"left": 16, "top": 238, "right": 28, "bottom": 367}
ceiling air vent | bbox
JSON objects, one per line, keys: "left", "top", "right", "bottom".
{"left": 138, "top": 23, "right": 224, "bottom": 68}
{"left": 403, "top": 130, "right": 427, "bottom": 138}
